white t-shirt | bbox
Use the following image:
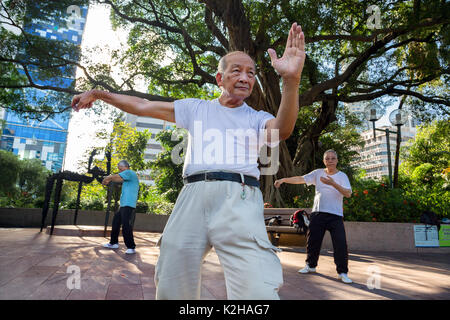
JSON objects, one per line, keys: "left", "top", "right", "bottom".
{"left": 303, "top": 169, "right": 352, "bottom": 217}
{"left": 174, "top": 98, "right": 275, "bottom": 179}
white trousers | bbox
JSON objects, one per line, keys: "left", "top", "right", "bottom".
{"left": 154, "top": 180, "right": 283, "bottom": 300}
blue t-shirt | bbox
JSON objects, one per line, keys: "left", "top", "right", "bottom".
{"left": 118, "top": 169, "right": 139, "bottom": 208}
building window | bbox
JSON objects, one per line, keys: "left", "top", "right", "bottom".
{"left": 136, "top": 122, "right": 164, "bottom": 130}
{"left": 144, "top": 154, "right": 157, "bottom": 160}
{"left": 147, "top": 143, "right": 162, "bottom": 150}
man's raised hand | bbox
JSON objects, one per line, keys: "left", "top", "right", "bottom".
{"left": 267, "top": 22, "right": 306, "bottom": 82}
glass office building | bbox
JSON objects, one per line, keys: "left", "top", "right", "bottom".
{"left": 0, "top": 3, "right": 88, "bottom": 172}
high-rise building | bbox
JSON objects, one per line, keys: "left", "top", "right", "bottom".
{"left": 0, "top": 3, "right": 88, "bottom": 172}
{"left": 350, "top": 118, "right": 417, "bottom": 179}
{"left": 124, "top": 114, "right": 175, "bottom": 185}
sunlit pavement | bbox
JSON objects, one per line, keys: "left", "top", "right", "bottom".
{"left": 0, "top": 228, "right": 449, "bottom": 300}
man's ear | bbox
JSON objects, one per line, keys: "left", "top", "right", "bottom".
{"left": 216, "top": 72, "right": 223, "bottom": 87}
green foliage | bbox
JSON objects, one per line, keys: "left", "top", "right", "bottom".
{"left": 0, "top": 150, "right": 21, "bottom": 195}
{"left": 17, "top": 158, "right": 49, "bottom": 196}
{"left": 0, "top": 150, "right": 51, "bottom": 208}
{"left": 60, "top": 180, "right": 106, "bottom": 211}
{"left": 149, "top": 128, "right": 185, "bottom": 203}
{"left": 135, "top": 201, "right": 149, "bottom": 213}
{"left": 85, "top": 119, "right": 151, "bottom": 174}
{"left": 147, "top": 201, "right": 175, "bottom": 215}
{"left": 411, "top": 163, "right": 434, "bottom": 184}
{"left": 343, "top": 177, "right": 422, "bottom": 222}
{"left": 399, "top": 120, "right": 450, "bottom": 217}
{"left": 401, "top": 174, "right": 450, "bottom": 218}
{"left": 400, "top": 119, "right": 450, "bottom": 176}
{"left": 292, "top": 185, "right": 315, "bottom": 209}
{"left": 63, "top": 197, "right": 105, "bottom": 211}
{"left": 137, "top": 184, "right": 174, "bottom": 215}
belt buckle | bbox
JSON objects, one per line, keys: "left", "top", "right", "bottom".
{"left": 204, "top": 172, "right": 213, "bottom": 182}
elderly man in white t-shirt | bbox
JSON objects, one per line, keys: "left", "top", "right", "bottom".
{"left": 274, "top": 149, "right": 353, "bottom": 284}
{"left": 71, "top": 23, "right": 306, "bottom": 299}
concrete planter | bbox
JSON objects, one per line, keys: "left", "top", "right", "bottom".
{"left": 0, "top": 207, "right": 169, "bottom": 233}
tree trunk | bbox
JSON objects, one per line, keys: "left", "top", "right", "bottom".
{"left": 294, "top": 99, "right": 338, "bottom": 171}
{"left": 205, "top": 0, "right": 329, "bottom": 206}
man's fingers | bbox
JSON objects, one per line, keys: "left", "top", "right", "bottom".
{"left": 292, "top": 25, "right": 299, "bottom": 48}
{"left": 71, "top": 96, "right": 79, "bottom": 108}
{"left": 299, "top": 31, "right": 305, "bottom": 52}
{"left": 267, "top": 48, "right": 277, "bottom": 65}
{"left": 292, "top": 25, "right": 303, "bottom": 49}
{"left": 285, "top": 23, "right": 295, "bottom": 51}
{"left": 284, "top": 23, "right": 306, "bottom": 59}
{"left": 295, "top": 26, "right": 302, "bottom": 48}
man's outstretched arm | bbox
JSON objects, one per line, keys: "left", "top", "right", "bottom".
{"left": 274, "top": 176, "right": 306, "bottom": 188}
{"left": 71, "top": 89, "right": 175, "bottom": 123}
{"left": 265, "top": 22, "right": 306, "bottom": 141}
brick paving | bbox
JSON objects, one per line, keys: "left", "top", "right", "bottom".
{"left": 0, "top": 228, "right": 449, "bottom": 300}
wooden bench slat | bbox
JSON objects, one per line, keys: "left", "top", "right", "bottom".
{"left": 266, "top": 226, "right": 305, "bottom": 234}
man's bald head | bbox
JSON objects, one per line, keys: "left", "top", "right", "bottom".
{"left": 218, "top": 51, "right": 256, "bottom": 74}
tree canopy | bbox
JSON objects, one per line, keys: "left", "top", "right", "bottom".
{"left": 1, "top": 0, "right": 448, "bottom": 204}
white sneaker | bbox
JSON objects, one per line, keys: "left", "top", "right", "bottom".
{"left": 298, "top": 264, "right": 316, "bottom": 274}
{"left": 125, "top": 248, "right": 136, "bottom": 254}
{"left": 338, "top": 273, "right": 353, "bottom": 284}
{"left": 103, "top": 243, "right": 119, "bottom": 249}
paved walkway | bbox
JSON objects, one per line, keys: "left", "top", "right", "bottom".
{"left": 0, "top": 228, "right": 449, "bottom": 300}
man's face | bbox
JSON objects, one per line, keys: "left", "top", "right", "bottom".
{"left": 216, "top": 52, "right": 256, "bottom": 101}
{"left": 323, "top": 152, "right": 338, "bottom": 168}
{"left": 118, "top": 165, "right": 127, "bottom": 172}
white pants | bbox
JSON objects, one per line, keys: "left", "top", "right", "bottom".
{"left": 154, "top": 180, "right": 283, "bottom": 300}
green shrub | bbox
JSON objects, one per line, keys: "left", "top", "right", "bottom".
{"left": 147, "top": 201, "right": 174, "bottom": 215}
{"left": 343, "top": 180, "right": 422, "bottom": 222}
{"left": 83, "top": 198, "right": 105, "bottom": 211}
{"left": 135, "top": 201, "right": 149, "bottom": 213}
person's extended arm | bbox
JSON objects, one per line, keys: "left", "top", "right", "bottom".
{"left": 265, "top": 22, "right": 306, "bottom": 141}
{"left": 71, "top": 90, "right": 175, "bottom": 123}
{"left": 320, "top": 176, "right": 352, "bottom": 198}
{"left": 274, "top": 176, "right": 306, "bottom": 188}
{"left": 102, "top": 174, "right": 124, "bottom": 186}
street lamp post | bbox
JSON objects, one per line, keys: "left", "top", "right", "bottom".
{"left": 363, "top": 105, "right": 408, "bottom": 188}
{"left": 389, "top": 109, "right": 409, "bottom": 188}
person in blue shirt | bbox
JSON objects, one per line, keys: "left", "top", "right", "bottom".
{"left": 102, "top": 160, "right": 140, "bottom": 254}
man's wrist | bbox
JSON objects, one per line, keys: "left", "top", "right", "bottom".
{"left": 281, "top": 77, "right": 301, "bottom": 87}
{"left": 90, "top": 89, "right": 103, "bottom": 100}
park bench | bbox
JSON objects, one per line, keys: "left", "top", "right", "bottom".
{"left": 264, "top": 208, "right": 312, "bottom": 246}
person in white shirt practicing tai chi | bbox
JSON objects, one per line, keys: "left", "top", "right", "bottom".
{"left": 274, "top": 149, "right": 353, "bottom": 284}
{"left": 72, "top": 22, "right": 306, "bottom": 299}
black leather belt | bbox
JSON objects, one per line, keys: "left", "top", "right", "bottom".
{"left": 184, "top": 172, "right": 260, "bottom": 188}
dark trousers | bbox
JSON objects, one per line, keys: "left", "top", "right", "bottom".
{"left": 110, "top": 206, "right": 136, "bottom": 249}
{"left": 306, "top": 212, "right": 349, "bottom": 274}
